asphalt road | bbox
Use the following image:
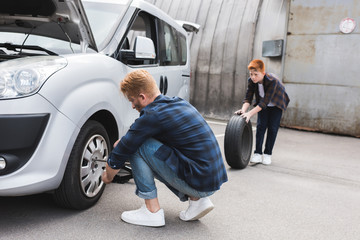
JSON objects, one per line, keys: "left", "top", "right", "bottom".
{"left": 1, "top": 119, "right": 360, "bottom": 240}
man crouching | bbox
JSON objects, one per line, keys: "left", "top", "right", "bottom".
{"left": 102, "top": 69, "right": 228, "bottom": 227}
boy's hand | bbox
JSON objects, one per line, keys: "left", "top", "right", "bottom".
{"left": 234, "top": 109, "right": 243, "bottom": 115}
{"left": 241, "top": 112, "right": 251, "bottom": 123}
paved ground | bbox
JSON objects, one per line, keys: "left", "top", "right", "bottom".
{"left": 1, "top": 119, "right": 360, "bottom": 240}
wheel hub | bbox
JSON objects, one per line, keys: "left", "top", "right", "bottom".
{"left": 80, "top": 134, "right": 108, "bottom": 197}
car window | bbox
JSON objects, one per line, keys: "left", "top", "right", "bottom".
{"left": 162, "top": 23, "right": 180, "bottom": 65}
{"left": 126, "top": 16, "right": 147, "bottom": 49}
{"left": 0, "top": 32, "right": 83, "bottom": 55}
{"left": 180, "top": 34, "right": 187, "bottom": 65}
{"left": 158, "top": 21, "right": 186, "bottom": 66}
{"left": 0, "top": 0, "right": 130, "bottom": 56}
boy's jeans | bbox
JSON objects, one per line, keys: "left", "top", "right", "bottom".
{"left": 255, "top": 106, "right": 283, "bottom": 155}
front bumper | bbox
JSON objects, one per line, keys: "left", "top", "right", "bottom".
{"left": 0, "top": 94, "right": 78, "bottom": 196}
{"left": 0, "top": 113, "right": 49, "bottom": 176}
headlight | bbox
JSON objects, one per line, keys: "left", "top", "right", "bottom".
{"left": 0, "top": 56, "right": 67, "bottom": 99}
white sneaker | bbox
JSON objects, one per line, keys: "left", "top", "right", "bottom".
{"left": 262, "top": 154, "right": 272, "bottom": 165}
{"left": 179, "top": 197, "right": 214, "bottom": 221}
{"left": 121, "top": 205, "right": 165, "bottom": 227}
{"left": 250, "top": 153, "right": 263, "bottom": 163}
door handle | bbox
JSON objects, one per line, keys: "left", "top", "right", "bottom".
{"left": 164, "top": 76, "right": 168, "bottom": 95}
{"left": 159, "top": 76, "right": 164, "bottom": 93}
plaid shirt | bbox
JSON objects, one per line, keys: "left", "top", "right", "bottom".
{"left": 244, "top": 73, "right": 290, "bottom": 110}
{"left": 108, "top": 95, "right": 228, "bottom": 192}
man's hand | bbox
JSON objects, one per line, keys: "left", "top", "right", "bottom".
{"left": 102, "top": 170, "right": 113, "bottom": 184}
{"left": 113, "top": 139, "right": 120, "bottom": 148}
{"left": 102, "top": 164, "right": 120, "bottom": 184}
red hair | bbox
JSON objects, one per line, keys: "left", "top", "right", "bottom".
{"left": 248, "top": 59, "right": 265, "bottom": 73}
{"left": 120, "top": 69, "right": 158, "bottom": 97}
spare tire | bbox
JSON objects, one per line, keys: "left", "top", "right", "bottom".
{"left": 224, "top": 115, "right": 253, "bottom": 169}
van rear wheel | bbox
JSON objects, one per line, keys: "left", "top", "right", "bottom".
{"left": 53, "top": 120, "right": 109, "bottom": 209}
{"left": 224, "top": 115, "right": 253, "bottom": 169}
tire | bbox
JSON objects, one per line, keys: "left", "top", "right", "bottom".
{"left": 53, "top": 120, "right": 109, "bottom": 209}
{"left": 224, "top": 115, "right": 253, "bottom": 169}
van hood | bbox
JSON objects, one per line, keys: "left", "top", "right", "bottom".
{"left": 0, "top": 0, "right": 97, "bottom": 51}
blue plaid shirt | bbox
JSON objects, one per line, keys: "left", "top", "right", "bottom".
{"left": 108, "top": 95, "right": 228, "bottom": 192}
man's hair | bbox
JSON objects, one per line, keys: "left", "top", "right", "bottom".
{"left": 120, "top": 69, "right": 158, "bottom": 97}
{"left": 248, "top": 59, "right": 265, "bottom": 73}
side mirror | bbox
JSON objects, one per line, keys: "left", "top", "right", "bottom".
{"left": 120, "top": 36, "right": 156, "bottom": 64}
{"left": 134, "top": 36, "right": 156, "bottom": 59}
{"left": 175, "top": 20, "right": 201, "bottom": 33}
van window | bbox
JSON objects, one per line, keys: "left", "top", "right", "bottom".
{"left": 162, "top": 23, "right": 180, "bottom": 66}
{"left": 158, "top": 21, "right": 187, "bottom": 66}
{"left": 179, "top": 34, "right": 187, "bottom": 65}
{"left": 118, "top": 11, "right": 158, "bottom": 65}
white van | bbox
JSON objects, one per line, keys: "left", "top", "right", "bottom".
{"left": 0, "top": 0, "right": 199, "bottom": 209}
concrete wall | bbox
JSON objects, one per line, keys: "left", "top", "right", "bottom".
{"left": 281, "top": 0, "right": 360, "bottom": 136}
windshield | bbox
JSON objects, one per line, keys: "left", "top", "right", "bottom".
{"left": 0, "top": 32, "right": 84, "bottom": 56}
{"left": 0, "top": 0, "right": 129, "bottom": 57}
{"left": 83, "top": 0, "right": 129, "bottom": 49}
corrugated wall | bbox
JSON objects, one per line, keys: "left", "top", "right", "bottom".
{"left": 146, "top": 0, "right": 360, "bottom": 137}
{"left": 147, "top": 0, "right": 264, "bottom": 119}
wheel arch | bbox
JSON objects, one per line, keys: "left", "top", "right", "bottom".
{"left": 88, "top": 110, "right": 119, "bottom": 147}
{"left": 53, "top": 119, "right": 110, "bottom": 209}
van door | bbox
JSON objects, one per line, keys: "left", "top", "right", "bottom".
{"left": 157, "top": 21, "right": 188, "bottom": 99}
{"left": 117, "top": 11, "right": 163, "bottom": 91}
{"left": 115, "top": 11, "right": 191, "bottom": 101}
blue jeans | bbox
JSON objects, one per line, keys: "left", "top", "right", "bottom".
{"left": 129, "top": 138, "right": 214, "bottom": 202}
{"left": 255, "top": 106, "right": 283, "bottom": 155}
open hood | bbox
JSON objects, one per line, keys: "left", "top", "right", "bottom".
{"left": 0, "top": 0, "right": 97, "bottom": 51}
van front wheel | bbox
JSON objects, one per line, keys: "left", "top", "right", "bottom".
{"left": 53, "top": 120, "right": 109, "bottom": 209}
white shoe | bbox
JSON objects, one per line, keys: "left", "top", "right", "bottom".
{"left": 250, "top": 153, "right": 263, "bottom": 163}
{"left": 179, "top": 197, "right": 214, "bottom": 221}
{"left": 121, "top": 205, "right": 165, "bottom": 227}
{"left": 262, "top": 154, "right": 272, "bottom": 165}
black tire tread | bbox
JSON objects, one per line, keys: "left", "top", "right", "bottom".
{"left": 224, "top": 115, "right": 253, "bottom": 169}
